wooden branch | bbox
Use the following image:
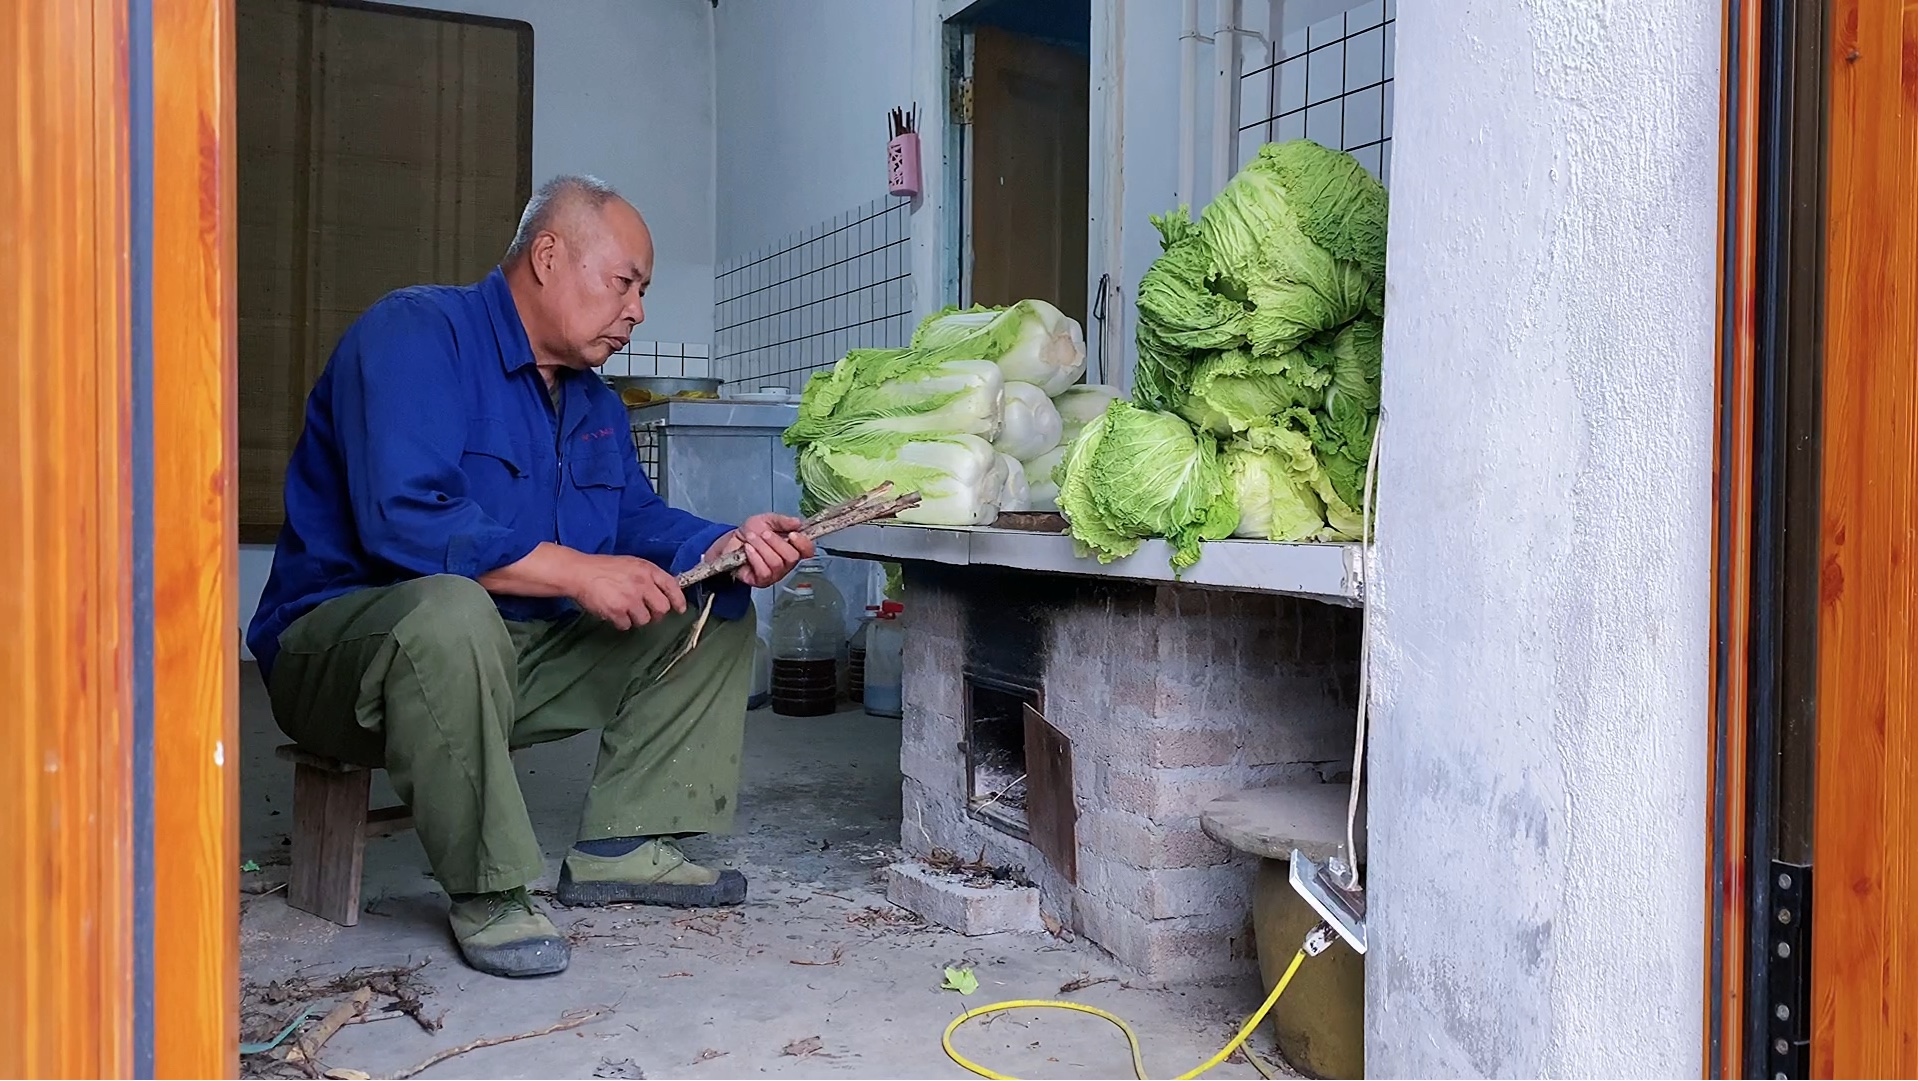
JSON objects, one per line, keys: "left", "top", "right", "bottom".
{"left": 390, "top": 1007, "right": 613, "bottom": 1079}
{"left": 284, "top": 986, "right": 372, "bottom": 1065}
{"left": 674, "top": 484, "right": 920, "bottom": 589}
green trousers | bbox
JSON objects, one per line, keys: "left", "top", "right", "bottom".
{"left": 265, "top": 574, "right": 754, "bottom": 895}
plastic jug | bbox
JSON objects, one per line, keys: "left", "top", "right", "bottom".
{"left": 863, "top": 601, "right": 905, "bottom": 719}
{"left": 846, "top": 605, "right": 881, "bottom": 702}
{"left": 775, "top": 558, "right": 847, "bottom": 629}
{"left": 770, "top": 583, "right": 842, "bottom": 717}
{"left": 748, "top": 633, "right": 771, "bottom": 711}
{"left": 773, "top": 557, "right": 848, "bottom": 691}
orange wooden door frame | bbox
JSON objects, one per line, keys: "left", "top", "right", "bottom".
{"left": 1, "top": 2, "right": 136, "bottom": 1075}
{"left": 2, "top": 0, "right": 237, "bottom": 1074}
{"left": 1807, "top": 0, "right": 1917, "bottom": 1074}
{"left": 152, "top": 0, "right": 240, "bottom": 1074}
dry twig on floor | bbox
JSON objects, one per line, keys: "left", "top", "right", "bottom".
{"left": 1058, "top": 974, "right": 1117, "bottom": 994}
{"left": 389, "top": 1006, "right": 613, "bottom": 1080}
{"left": 847, "top": 905, "right": 925, "bottom": 932}
{"left": 924, "top": 847, "right": 1032, "bottom": 888}
{"left": 285, "top": 986, "right": 372, "bottom": 1065}
{"left": 789, "top": 945, "right": 847, "bottom": 967}
{"left": 1245, "top": 1043, "right": 1282, "bottom": 1079}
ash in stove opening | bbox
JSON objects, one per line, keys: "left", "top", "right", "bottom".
{"left": 965, "top": 681, "right": 1034, "bottom": 836}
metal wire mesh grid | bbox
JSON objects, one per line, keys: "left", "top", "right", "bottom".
{"left": 1238, "top": 0, "right": 1396, "bottom": 185}
{"left": 629, "top": 419, "right": 663, "bottom": 495}
{"left": 712, "top": 197, "right": 915, "bottom": 394}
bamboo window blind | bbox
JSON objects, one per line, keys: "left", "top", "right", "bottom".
{"left": 236, "top": 0, "right": 532, "bottom": 541}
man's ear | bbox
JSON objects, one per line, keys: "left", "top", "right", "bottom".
{"left": 528, "top": 231, "right": 561, "bottom": 285}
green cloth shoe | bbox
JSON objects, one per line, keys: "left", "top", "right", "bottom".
{"left": 448, "top": 887, "right": 570, "bottom": 977}
{"left": 556, "top": 839, "right": 747, "bottom": 908}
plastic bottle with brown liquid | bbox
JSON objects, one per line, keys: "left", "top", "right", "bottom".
{"left": 846, "top": 604, "right": 880, "bottom": 702}
{"left": 770, "top": 582, "right": 842, "bottom": 717}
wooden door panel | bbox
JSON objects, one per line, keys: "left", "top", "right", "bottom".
{"left": 0, "top": 2, "right": 136, "bottom": 1074}
{"left": 1809, "top": 0, "right": 1918, "bottom": 1074}
{"left": 969, "top": 24, "right": 1090, "bottom": 325}
{"left": 153, "top": 0, "right": 240, "bottom": 1074}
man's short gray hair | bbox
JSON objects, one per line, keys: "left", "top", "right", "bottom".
{"left": 503, "top": 174, "right": 622, "bottom": 262}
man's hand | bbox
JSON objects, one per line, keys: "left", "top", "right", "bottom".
{"left": 566, "top": 553, "right": 687, "bottom": 630}
{"left": 706, "top": 513, "right": 816, "bottom": 588}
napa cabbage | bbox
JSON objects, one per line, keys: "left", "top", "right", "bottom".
{"left": 1055, "top": 401, "right": 1238, "bottom": 570}
{"left": 993, "top": 381, "right": 1064, "bottom": 462}
{"left": 911, "top": 299, "right": 1087, "bottom": 396}
{"left": 797, "top": 433, "right": 1006, "bottom": 526}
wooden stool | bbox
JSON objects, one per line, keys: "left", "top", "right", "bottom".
{"left": 1202, "top": 782, "right": 1366, "bottom": 1080}
{"left": 276, "top": 744, "right": 414, "bottom": 927}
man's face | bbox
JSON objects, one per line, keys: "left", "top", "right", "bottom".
{"left": 541, "top": 201, "right": 653, "bottom": 369}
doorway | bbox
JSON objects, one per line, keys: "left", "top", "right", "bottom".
{"left": 948, "top": 0, "right": 1091, "bottom": 326}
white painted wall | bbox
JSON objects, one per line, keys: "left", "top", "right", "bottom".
{"left": 241, "top": 0, "right": 719, "bottom": 655}
{"left": 380, "top": 0, "right": 717, "bottom": 345}
{"left": 1363, "top": 0, "right": 1719, "bottom": 1075}
{"left": 713, "top": 0, "right": 914, "bottom": 257}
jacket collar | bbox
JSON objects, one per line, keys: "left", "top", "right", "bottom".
{"left": 479, "top": 267, "right": 539, "bottom": 374}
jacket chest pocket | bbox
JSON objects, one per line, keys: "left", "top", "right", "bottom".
{"left": 566, "top": 447, "right": 628, "bottom": 550}
{"left": 460, "top": 419, "right": 536, "bottom": 526}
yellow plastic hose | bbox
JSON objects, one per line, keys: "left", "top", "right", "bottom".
{"left": 942, "top": 945, "right": 1309, "bottom": 1080}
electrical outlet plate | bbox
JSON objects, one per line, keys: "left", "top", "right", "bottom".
{"left": 1290, "top": 848, "right": 1369, "bottom": 955}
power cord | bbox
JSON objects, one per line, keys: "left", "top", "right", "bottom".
{"left": 942, "top": 943, "right": 1311, "bottom": 1080}
{"left": 1342, "top": 411, "right": 1383, "bottom": 889}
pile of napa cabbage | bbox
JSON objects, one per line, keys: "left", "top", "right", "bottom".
{"left": 783, "top": 300, "right": 1124, "bottom": 524}
{"left": 1059, "top": 139, "right": 1387, "bottom": 564}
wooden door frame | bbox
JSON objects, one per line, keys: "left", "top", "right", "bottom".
{"left": 3, "top": 0, "right": 238, "bottom": 1074}
{"left": 152, "top": 0, "right": 241, "bottom": 1074}
{"left": 1709, "top": 0, "right": 1917, "bottom": 1075}
{"left": 1705, "top": 0, "right": 1828, "bottom": 1074}
{"left": 2, "top": 3, "right": 136, "bottom": 1072}
{"left": 924, "top": 0, "right": 1115, "bottom": 383}
{"left": 1805, "top": 0, "right": 1916, "bottom": 1073}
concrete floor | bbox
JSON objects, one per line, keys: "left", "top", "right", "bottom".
{"left": 239, "top": 666, "right": 1282, "bottom": 1079}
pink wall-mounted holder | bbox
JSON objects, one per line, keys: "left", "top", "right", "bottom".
{"left": 887, "top": 132, "right": 922, "bottom": 197}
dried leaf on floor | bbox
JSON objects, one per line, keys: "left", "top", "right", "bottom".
{"left": 789, "top": 945, "right": 846, "bottom": 966}
{"left": 1041, "top": 911, "right": 1074, "bottom": 941}
{"left": 592, "top": 1056, "right": 647, "bottom": 1079}
{"left": 781, "top": 1035, "right": 824, "bottom": 1058}
{"left": 692, "top": 1048, "right": 728, "bottom": 1064}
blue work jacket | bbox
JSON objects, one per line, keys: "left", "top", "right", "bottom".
{"left": 247, "top": 269, "right": 744, "bottom": 675}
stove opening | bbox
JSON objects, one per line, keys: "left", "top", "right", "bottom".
{"left": 965, "top": 680, "right": 1035, "bottom": 837}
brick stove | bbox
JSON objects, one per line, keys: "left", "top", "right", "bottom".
{"left": 896, "top": 562, "right": 1361, "bottom": 982}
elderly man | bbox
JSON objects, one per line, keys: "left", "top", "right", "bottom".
{"left": 248, "top": 176, "right": 813, "bottom": 978}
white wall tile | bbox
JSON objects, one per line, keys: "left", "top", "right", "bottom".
{"left": 711, "top": 196, "right": 914, "bottom": 392}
